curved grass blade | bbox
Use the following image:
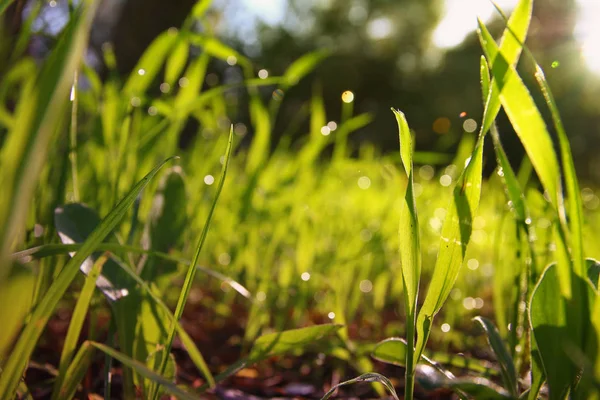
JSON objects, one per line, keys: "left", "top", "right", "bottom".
{"left": 249, "top": 324, "right": 342, "bottom": 361}
{"left": 151, "top": 128, "right": 234, "bottom": 398}
{"left": 372, "top": 338, "right": 497, "bottom": 377}
{"left": 12, "top": 243, "right": 252, "bottom": 299}
{"left": 321, "top": 373, "right": 399, "bottom": 400}
{"left": 89, "top": 342, "right": 197, "bottom": 400}
{"left": 0, "top": 157, "right": 176, "bottom": 398}
{"left": 195, "top": 324, "right": 342, "bottom": 392}
{"left": 474, "top": 317, "right": 518, "bottom": 397}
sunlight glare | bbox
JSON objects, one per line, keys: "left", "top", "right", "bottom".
{"left": 433, "top": 0, "right": 519, "bottom": 49}
{"left": 576, "top": 0, "right": 600, "bottom": 75}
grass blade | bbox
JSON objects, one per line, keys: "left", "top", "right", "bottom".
{"left": 473, "top": 317, "right": 518, "bottom": 397}
{"left": 0, "top": 157, "right": 176, "bottom": 398}
{"left": 52, "top": 254, "right": 108, "bottom": 399}
{"left": 392, "top": 109, "right": 420, "bottom": 399}
{"left": 414, "top": 137, "right": 484, "bottom": 364}
{"left": 54, "top": 341, "right": 95, "bottom": 400}
{"left": 372, "top": 338, "right": 498, "bottom": 376}
{"left": 89, "top": 342, "right": 197, "bottom": 400}
{"left": 248, "top": 324, "right": 342, "bottom": 361}
{"left": 321, "top": 373, "right": 399, "bottom": 400}
{"left": 13, "top": 242, "right": 252, "bottom": 299}
{"left": 0, "top": 0, "right": 97, "bottom": 279}
{"left": 151, "top": 128, "right": 234, "bottom": 398}
{"left": 477, "top": 19, "right": 560, "bottom": 211}
{"left": 0, "top": 264, "right": 35, "bottom": 357}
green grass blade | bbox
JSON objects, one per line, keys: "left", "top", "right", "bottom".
{"left": 0, "top": 0, "right": 15, "bottom": 14}
{"left": 0, "top": 1, "right": 97, "bottom": 279}
{"left": 321, "top": 373, "right": 399, "bottom": 400}
{"left": 123, "top": 30, "right": 178, "bottom": 96}
{"left": 372, "top": 338, "right": 498, "bottom": 376}
{"left": 0, "top": 264, "right": 35, "bottom": 358}
{"left": 529, "top": 263, "right": 573, "bottom": 400}
{"left": 478, "top": 20, "right": 560, "bottom": 210}
{"left": 393, "top": 109, "right": 420, "bottom": 317}
{"left": 248, "top": 324, "right": 342, "bottom": 361}
{"left": 52, "top": 254, "right": 108, "bottom": 400}
{"left": 478, "top": 0, "right": 532, "bottom": 138}
{"left": 473, "top": 317, "right": 518, "bottom": 397}
{"left": 414, "top": 137, "right": 484, "bottom": 363}
{"left": 152, "top": 128, "right": 234, "bottom": 397}
{"left": 54, "top": 341, "right": 95, "bottom": 400}
{"left": 164, "top": 38, "right": 190, "bottom": 87}
{"left": 534, "top": 67, "right": 584, "bottom": 279}
{"left": 89, "top": 342, "right": 197, "bottom": 400}
{"left": 392, "top": 109, "right": 420, "bottom": 398}
{"left": 0, "top": 156, "right": 176, "bottom": 398}
{"left": 492, "top": 0, "right": 585, "bottom": 280}
{"left": 13, "top": 242, "right": 252, "bottom": 299}
{"left": 197, "top": 325, "right": 342, "bottom": 392}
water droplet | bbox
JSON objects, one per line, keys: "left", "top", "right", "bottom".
{"left": 258, "top": 69, "right": 268, "bottom": 79}
{"left": 138, "top": 68, "right": 146, "bottom": 76}
{"left": 463, "top": 118, "right": 477, "bottom": 133}
{"left": 204, "top": 175, "right": 215, "bottom": 185}
{"left": 327, "top": 121, "right": 337, "bottom": 131}
{"left": 439, "top": 174, "right": 452, "bottom": 187}
{"left": 301, "top": 272, "right": 311, "bottom": 281}
{"left": 320, "top": 126, "right": 331, "bottom": 136}
{"left": 226, "top": 55, "right": 237, "bottom": 66}
{"left": 467, "top": 258, "right": 479, "bottom": 270}
{"left": 178, "top": 77, "right": 189, "bottom": 87}
{"left": 359, "top": 280, "right": 373, "bottom": 293}
{"left": 441, "top": 323, "right": 451, "bottom": 333}
{"left": 328, "top": 312, "right": 336, "bottom": 319}
{"left": 357, "top": 176, "right": 371, "bottom": 189}
{"left": 525, "top": 217, "right": 532, "bottom": 225}
{"left": 341, "top": 90, "right": 354, "bottom": 103}
{"left": 160, "top": 82, "right": 170, "bottom": 93}
{"left": 497, "top": 167, "right": 504, "bottom": 177}
{"left": 218, "top": 253, "right": 231, "bottom": 265}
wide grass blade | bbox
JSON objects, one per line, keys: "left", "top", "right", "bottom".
{"left": 0, "top": 0, "right": 98, "bottom": 279}
{"left": 413, "top": 136, "right": 483, "bottom": 363}
{"left": 0, "top": 264, "right": 35, "bottom": 357}
{"left": 392, "top": 108, "right": 420, "bottom": 399}
{"left": 0, "top": 157, "right": 176, "bottom": 398}
{"left": 477, "top": 19, "right": 560, "bottom": 212}
{"left": 473, "top": 317, "right": 518, "bottom": 397}
{"left": 151, "top": 128, "right": 234, "bottom": 398}
{"left": 248, "top": 324, "right": 342, "bottom": 361}
{"left": 372, "top": 338, "right": 498, "bottom": 376}
{"left": 393, "top": 109, "right": 420, "bottom": 319}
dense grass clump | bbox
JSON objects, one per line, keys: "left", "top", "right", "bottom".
{"left": 2, "top": 0, "right": 600, "bottom": 399}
